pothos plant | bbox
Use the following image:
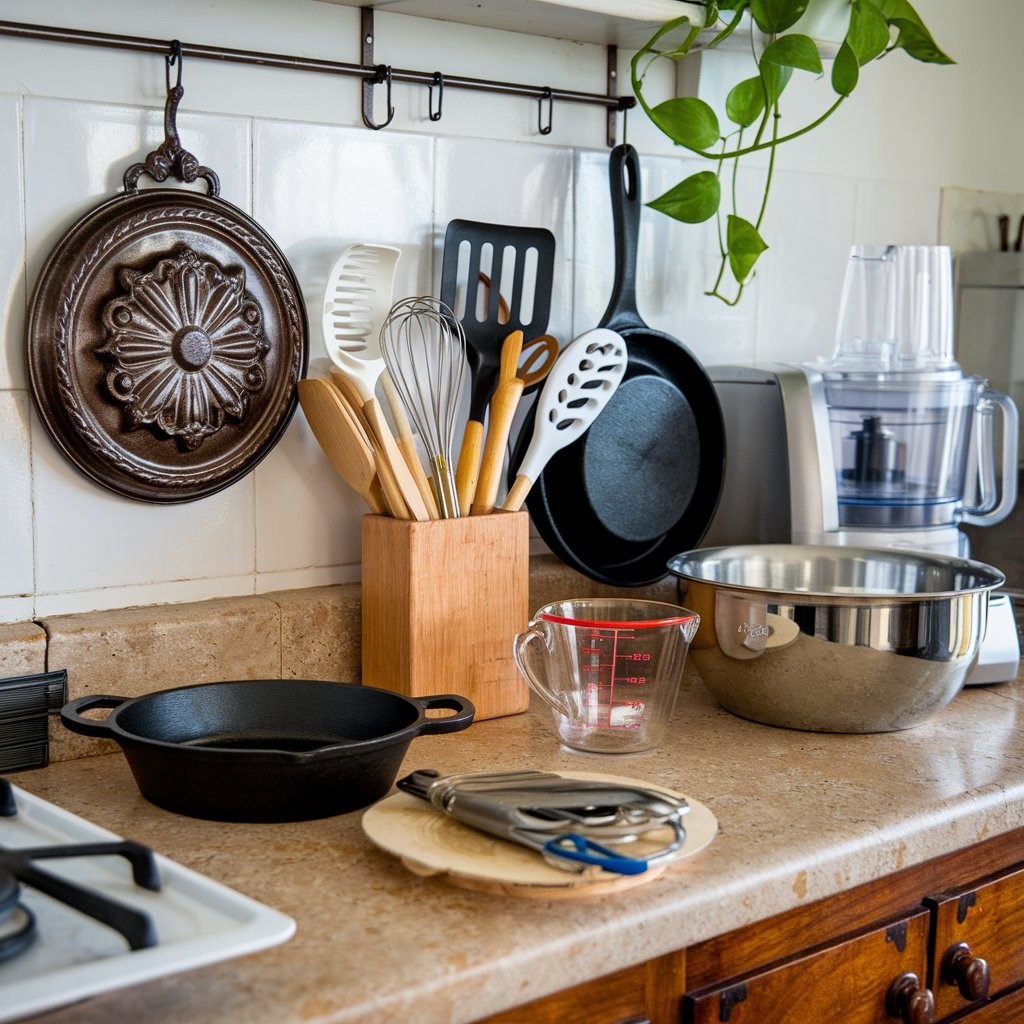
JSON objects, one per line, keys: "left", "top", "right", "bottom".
{"left": 630, "top": 0, "right": 953, "bottom": 305}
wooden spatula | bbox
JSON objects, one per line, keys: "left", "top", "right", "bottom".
{"left": 297, "top": 377, "right": 389, "bottom": 515}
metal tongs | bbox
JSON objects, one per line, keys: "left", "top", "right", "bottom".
{"left": 397, "top": 770, "right": 689, "bottom": 876}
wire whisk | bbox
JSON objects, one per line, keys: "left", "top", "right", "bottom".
{"left": 381, "top": 296, "right": 467, "bottom": 518}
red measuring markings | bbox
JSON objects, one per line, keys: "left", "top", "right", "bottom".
{"left": 577, "top": 627, "right": 654, "bottom": 726}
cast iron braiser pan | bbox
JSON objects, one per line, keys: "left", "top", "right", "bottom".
{"left": 520, "top": 145, "right": 725, "bottom": 586}
{"left": 61, "top": 680, "right": 475, "bottom": 822}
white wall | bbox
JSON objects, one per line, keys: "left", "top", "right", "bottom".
{"left": 0, "top": 0, "right": 1014, "bottom": 622}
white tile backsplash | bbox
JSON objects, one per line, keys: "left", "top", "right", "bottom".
{"left": 433, "top": 138, "right": 576, "bottom": 344}
{"left": 756, "top": 169, "right": 858, "bottom": 365}
{"left": 251, "top": 121, "right": 436, "bottom": 576}
{"left": 0, "top": 0, "right": 972, "bottom": 623}
{"left": 30, "top": 415, "right": 257, "bottom": 596}
{"left": 854, "top": 179, "right": 941, "bottom": 249}
{"left": 0, "top": 391, "right": 33, "bottom": 599}
{"left": 0, "top": 94, "right": 24, "bottom": 391}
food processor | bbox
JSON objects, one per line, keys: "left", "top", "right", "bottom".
{"left": 704, "top": 245, "right": 1020, "bottom": 684}
{"left": 817, "top": 244, "right": 1018, "bottom": 555}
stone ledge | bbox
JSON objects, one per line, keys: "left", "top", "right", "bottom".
{"left": 0, "top": 555, "right": 677, "bottom": 764}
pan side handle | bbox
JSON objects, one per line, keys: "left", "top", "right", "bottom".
{"left": 412, "top": 695, "right": 476, "bottom": 735}
{"left": 59, "top": 695, "right": 129, "bottom": 737}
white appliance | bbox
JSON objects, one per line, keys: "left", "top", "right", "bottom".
{"left": 704, "top": 245, "right": 1021, "bottom": 685}
{"left": 0, "top": 776, "right": 295, "bottom": 1023}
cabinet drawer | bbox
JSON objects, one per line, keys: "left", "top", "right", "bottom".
{"left": 926, "top": 861, "right": 1024, "bottom": 1019}
{"left": 683, "top": 908, "right": 930, "bottom": 1024}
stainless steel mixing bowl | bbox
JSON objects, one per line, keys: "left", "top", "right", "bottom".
{"left": 667, "top": 544, "right": 1006, "bottom": 733}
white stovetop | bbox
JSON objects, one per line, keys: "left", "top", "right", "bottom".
{"left": 0, "top": 782, "right": 295, "bottom": 1024}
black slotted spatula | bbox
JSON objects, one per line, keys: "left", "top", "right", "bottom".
{"left": 440, "top": 219, "right": 556, "bottom": 514}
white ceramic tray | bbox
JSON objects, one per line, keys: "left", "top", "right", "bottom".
{"left": 0, "top": 783, "right": 296, "bottom": 1023}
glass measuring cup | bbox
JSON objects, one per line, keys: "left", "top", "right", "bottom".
{"left": 513, "top": 599, "right": 699, "bottom": 754}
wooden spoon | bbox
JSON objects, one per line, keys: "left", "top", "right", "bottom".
{"left": 297, "top": 378, "right": 389, "bottom": 515}
{"left": 329, "top": 370, "right": 414, "bottom": 520}
{"left": 471, "top": 330, "right": 525, "bottom": 515}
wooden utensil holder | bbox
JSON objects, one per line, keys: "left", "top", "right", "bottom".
{"left": 361, "top": 511, "right": 530, "bottom": 720}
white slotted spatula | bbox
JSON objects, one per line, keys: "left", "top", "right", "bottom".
{"left": 322, "top": 244, "right": 437, "bottom": 519}
{"left": 501, "top": 328, "right": 628, "bottom": 512}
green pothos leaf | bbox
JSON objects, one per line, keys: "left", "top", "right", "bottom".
{"left": 750, "top": 0, "right": 809, "bottom": 34}
{"left": 890, "top": 20, "right": 955, "bottom": 64}
{"left": 760, "top": 34, "right": 823, "bottom": 75}
{"left": 760, "top": 62, "right": 794, "bottom": 105}
{"left": 647, "top": 172, "right": 721, "bottom": 224}
{"left": 726, "top": 76, "right": 766, "bottom": 128}
{"left": 650, "top": 97, "right": 720, "bottom": 151}
{"left": 847, "top": 1, "right": 890, "bottom": 64}
{"left": 874, "top": 0, "right": 954, "bottom": 63}
{"left": 727, "top": 215, "right": 768, "bottom": 283}
{"left": 831, "top": 40, "right": 860, "bottom": 96}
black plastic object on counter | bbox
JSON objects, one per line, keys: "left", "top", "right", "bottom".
{"left": 515, "top": 144, "right": 725, "bottom": 586}
{"left": 0, "top": 670, "right": 68, "bottom": 773}
{"left": 60, "top": 680, "right": 474, "bottom": 822}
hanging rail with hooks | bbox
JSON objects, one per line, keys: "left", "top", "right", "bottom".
{"left": 0, "top": 11, "right": 635, "bottom": 146}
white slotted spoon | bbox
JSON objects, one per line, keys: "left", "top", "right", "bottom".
{"left": 501, "top": 328, "right": 628, "bottom": 512}
{"left": 322, "top": 243, "right": 437, "bottom": 520}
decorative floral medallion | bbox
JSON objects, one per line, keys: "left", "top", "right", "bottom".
{"left": 99, "top": 248, "right": 269, "bottom": 451}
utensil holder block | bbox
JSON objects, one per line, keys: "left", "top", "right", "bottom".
{"left": 361, "top": 512, "right": 530, "bottom": 720}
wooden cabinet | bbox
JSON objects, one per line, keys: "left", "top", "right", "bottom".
{"left": 684, "top": 909, "right": 931, "bottom": 1024}
{"left": 926, "top": 862, "right": 1024, "bottom": 1019}
{"left": 476, "top": 825, "right": 1024, "bottom": 1024}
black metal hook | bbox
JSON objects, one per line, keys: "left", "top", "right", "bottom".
{"left": 428, "top": 71, "right": 444, "bottom": 122}
{"left": 165, "top": 39, "right": 182, "bottom": 93}
{"left": 537, "top": 86, "right": 553, "bottom": 136}
{"left": 123, "top": 36, "right": 219, "bottom": 197}
{"left": 363, "top": 63, "right": 395, "bottom": 130}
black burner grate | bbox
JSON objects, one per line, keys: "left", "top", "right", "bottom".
{"left": 0, "top": 777, "right": 161, "bottom": 956}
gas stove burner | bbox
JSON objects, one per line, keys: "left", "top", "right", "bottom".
{"left": 0, "top": 861, "right": 36, "bottom": 963}
{"left": 1, "top": 777, "right": 16, "bottom": 816}
{"left": 0, "top": 899, "right": 36, "bottom": 963}
{"left": 0, "top": 777, "right": 161, "bottom": 954}
{"left": 0, "top": 776, "right": 294, "bottom": 1023}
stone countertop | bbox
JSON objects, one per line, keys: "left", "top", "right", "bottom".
{"left": 11, "top": 669, "right": 1024, "bottom": 1024}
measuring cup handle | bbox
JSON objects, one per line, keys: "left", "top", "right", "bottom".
{"left": 512, "top": 624, "right": 577, "bottom": 719}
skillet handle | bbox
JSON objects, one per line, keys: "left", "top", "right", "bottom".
{"left": 60, "top": 695, "right": 129, "bottom": 738}
{"left": 412, "top": 695, "right": 476, "bottom": 735}
{"left": 599, "top": 144, "right": 645, "bottom": 333}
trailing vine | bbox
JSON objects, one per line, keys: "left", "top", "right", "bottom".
{"left": 631, "top": 0, "right": 952, "bottom": 304}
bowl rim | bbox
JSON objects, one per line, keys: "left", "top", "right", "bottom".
{"left": 666, "top": 543, "right": 1006, "bottom": 600}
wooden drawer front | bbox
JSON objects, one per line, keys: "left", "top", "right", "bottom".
{"left": 683, "top": 909, "right": 931, "bottom": 1024}
{"left": 942, "top": 981, "right": 1024, "bottom": 1021}
{"left": 478, "top": 953, "right": 685, "bottom": 1024}
{"left": 926, "top": 861, "right": 1024, "bottom": 1019}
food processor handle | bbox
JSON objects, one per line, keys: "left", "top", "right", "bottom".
{"left": 961, "top": 389, "right": 1019, "bottom": 527}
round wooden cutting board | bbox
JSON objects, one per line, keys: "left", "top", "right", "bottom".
{"left": 361, "top": 772, "right": 717, "bottom": 900}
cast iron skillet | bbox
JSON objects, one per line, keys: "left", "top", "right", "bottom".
{"left": 61, "top": 680, "right": 474, "bottom": 822}
{"left": 516, "top": 144, "right": 725, "bottom": 586}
